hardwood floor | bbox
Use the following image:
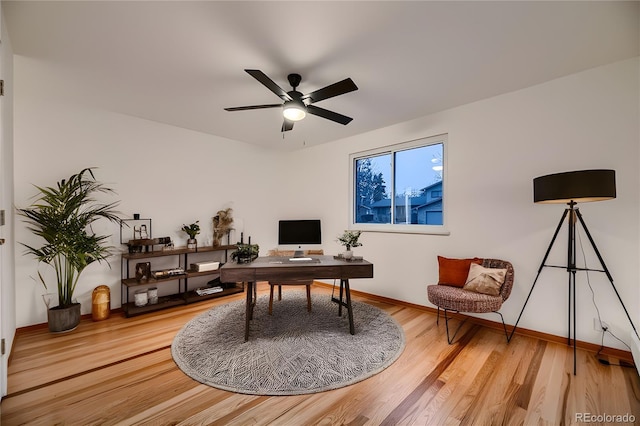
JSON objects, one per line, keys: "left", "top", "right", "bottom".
{"left": 3, "top": 283, "right": 639, "bottom": 425}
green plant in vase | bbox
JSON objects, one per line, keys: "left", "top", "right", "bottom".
{"left": 17, "top": 167, "right": 121, "bottom": 332}
{"left": 232, "top": 244, "right": 259, "bottom": 264}
{"left": 337, "top": 230, "right": 362, "bottom": 259}
{"left": 182, "top": 221, "right": 200, "bottom": 249}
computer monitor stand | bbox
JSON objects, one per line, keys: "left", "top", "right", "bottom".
{"left": 293, "top": 249, "right": 304, "bottom": 258}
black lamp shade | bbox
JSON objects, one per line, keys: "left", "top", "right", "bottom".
{"left": 533, "top": 169, "right": 616, "bottom": 204}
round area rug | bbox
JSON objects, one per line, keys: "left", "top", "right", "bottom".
{"left": 171, "top": 291, "right": 405, "bottom": 395}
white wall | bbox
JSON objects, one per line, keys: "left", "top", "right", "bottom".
{"left": 13, "top": 56, "right": 283, "bottom": 327}
{"left": 284, "top": 58, "right": 640, "bottom": 350}
{"left": 13, "top": 54, "right": 639, "bottom": 349}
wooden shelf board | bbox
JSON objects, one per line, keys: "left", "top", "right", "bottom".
{"left": 123, "top": 296, "right": 185, "bottom": 317}
{"left": 122, "top": 275, "right": 186, "bottom": 287}
{"left": 183, "top": 286, "right": 243, "bottom": 304}
{"left": 185, "top": 270, "right": 221, "bottom": 279}
{"left": 122, "top": 245, "right": 237, "bottom": 260}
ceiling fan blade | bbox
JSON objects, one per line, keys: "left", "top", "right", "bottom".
{"left": 245, "top": 69, "right": 292, "bottom": 102}
{"left": 224, "top": 104, "right": 282, "bottom": 112}
{"left": 281, "top": 119, "right": 294, "bottom": 132}
{"left": 306, "top": 105, "right": 353, "bottom": 125}
{"left": 302, "top": 78, "right": 358, "bottom": 104}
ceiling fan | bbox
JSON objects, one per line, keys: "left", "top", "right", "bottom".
{"left": 224, "top": 69, "right": 358, "bottom": 132}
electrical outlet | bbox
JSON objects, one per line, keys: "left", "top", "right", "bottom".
{"left": 593, "top": 317, "right": 609, "bottom": 332}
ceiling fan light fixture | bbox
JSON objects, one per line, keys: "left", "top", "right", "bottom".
{"left": 283, "top": 101, "right": 306, "bottom": 121}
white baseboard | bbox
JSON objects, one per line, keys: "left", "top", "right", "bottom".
{"left": 631, "top": 331, "right": 640, "bottom": 376}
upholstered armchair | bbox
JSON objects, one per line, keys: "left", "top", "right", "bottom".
{"left": 427, "top": 258, "right": 515, "bottom": 344}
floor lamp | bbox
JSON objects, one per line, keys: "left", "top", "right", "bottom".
{"left": 508, "top": 169, "right": 639, "bottom": 375}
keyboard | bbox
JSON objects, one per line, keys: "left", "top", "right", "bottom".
{"left": 288, "top": 257, "right": 313, "bottom": 261}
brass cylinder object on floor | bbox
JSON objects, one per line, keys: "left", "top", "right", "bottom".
{"left": 92, "top": 285, "right": 110, "bottom": 321}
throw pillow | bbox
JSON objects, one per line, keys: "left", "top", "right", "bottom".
{"left": 437, "top": 256, "right": 483, "bottom": 287}
{"left": 463, "top": 263, "right": 507, "bottom": 296}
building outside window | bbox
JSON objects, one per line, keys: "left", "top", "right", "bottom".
{"left": 350, "top": 134, "right": 447, "bottom": 234}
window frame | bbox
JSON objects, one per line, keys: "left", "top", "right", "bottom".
{"left": 348, "top": 133, "right": 449, "bottom": 235}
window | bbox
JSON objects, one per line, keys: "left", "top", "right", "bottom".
{"left": 350, "top": 134, "right": 448, "bottom": 234}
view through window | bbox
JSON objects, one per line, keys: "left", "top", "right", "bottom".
{"left": 352, "top": 135, "right": 446, "bottom": 230}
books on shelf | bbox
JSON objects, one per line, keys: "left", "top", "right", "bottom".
{"left": 195, "top": 286, "right": 223, "bottom": 296}
{"left": 190, "top": 261, "right": 220, "bottom": 272}
{"left": 152, "top": 267, "right": 185, "bottom": 279}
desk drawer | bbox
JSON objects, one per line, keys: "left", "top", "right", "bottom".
{"left": 220, "top": 269, "right": 255, "bottom": 283}
{"left": 340, "top": 263, "right": 373, "bottom": 278}
{"left": 255, "top": 266, "right": 342, "bottom": 281}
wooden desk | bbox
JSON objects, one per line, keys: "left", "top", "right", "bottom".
{"left": 220, "top": 255, "right": 374, "bottom": 341}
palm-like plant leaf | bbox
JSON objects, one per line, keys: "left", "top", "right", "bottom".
{"left": 17, "top": 168, "right": 121, "bottom": 307}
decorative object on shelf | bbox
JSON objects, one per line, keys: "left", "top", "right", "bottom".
{"left": 137, "top": 224, "right": 149, "bottom": 239}
{"left": 135, "top": 262, "right": 151, "bottom": 282}
{"left": 181, "top": 221, "right": 200, "bottom": 249}
{"left": 232, "top": 243, "right": 259, "bottom": 264}
{"left": 190, "top": 261, "right": 220, "bottom": 272}
{"left": 17, "top": 167, "right": 121, "bottom": 333}
{"left": 337, "top": 230, "right": 362, "bottom": 259}
{"left": 147, "top": 287, "right": 158, "bottom": 304}
{"left": 134, "top": 290, "right": 148, "bottom": 307}
{"left": 120, "top": 216, "right": 152, "bottom": 245}
{"left": 152, "top": 267, "right": 185, "bottom": 279}
{"left": 213, "top": 208, "right": 233, "bottom": 247}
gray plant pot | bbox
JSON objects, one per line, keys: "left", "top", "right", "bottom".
{"left": 47, "top": 303, "right": 81, "bottom": 333}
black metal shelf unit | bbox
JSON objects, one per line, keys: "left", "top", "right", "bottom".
{"left": 120, "top": 244, "right": 241, "bottom": 317}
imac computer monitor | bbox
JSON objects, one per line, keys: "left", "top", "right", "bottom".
{"left": 278, "top": 219, "right": 322, "bottom": 258}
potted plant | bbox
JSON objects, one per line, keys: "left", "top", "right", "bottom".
{"left": 337, "top": 230, "right": 362, "bottom": 259}
{"left": 17, "top": 168, "right": 121, "bottom": 332}
{"left": 231, "top": 243, "right": 259, "bottom": 264}
{"left": 181, "top": 221, "right": 200, "bottom": 249}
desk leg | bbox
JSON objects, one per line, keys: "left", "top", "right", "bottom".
{"left": 344, "top": 279, "right": 355, "bottom": 335}
{"left": 245, "top": 281, "right": 255, "bottom": 342}
{"left": 331, "top": 279, "right": 355, "bottom": 335}
{"left": 338, "top": 279, "right": 344, "bottom": 317}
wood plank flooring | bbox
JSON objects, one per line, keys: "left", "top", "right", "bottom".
{"left": 2, "top": 283, "right": 639, "bottom": 425}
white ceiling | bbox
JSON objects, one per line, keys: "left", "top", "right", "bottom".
{"left": 4, "top": 1, "right": 639, "bottom": 151}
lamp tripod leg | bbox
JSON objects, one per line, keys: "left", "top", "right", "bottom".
{"left": 570, "top": 269, "right": 577, "bottom": 375}
{"left": 508, "top": 209, "right": 570, "bottom": 342}
{"left": 568, "top": 205, "right": 577, "bottom": 376}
